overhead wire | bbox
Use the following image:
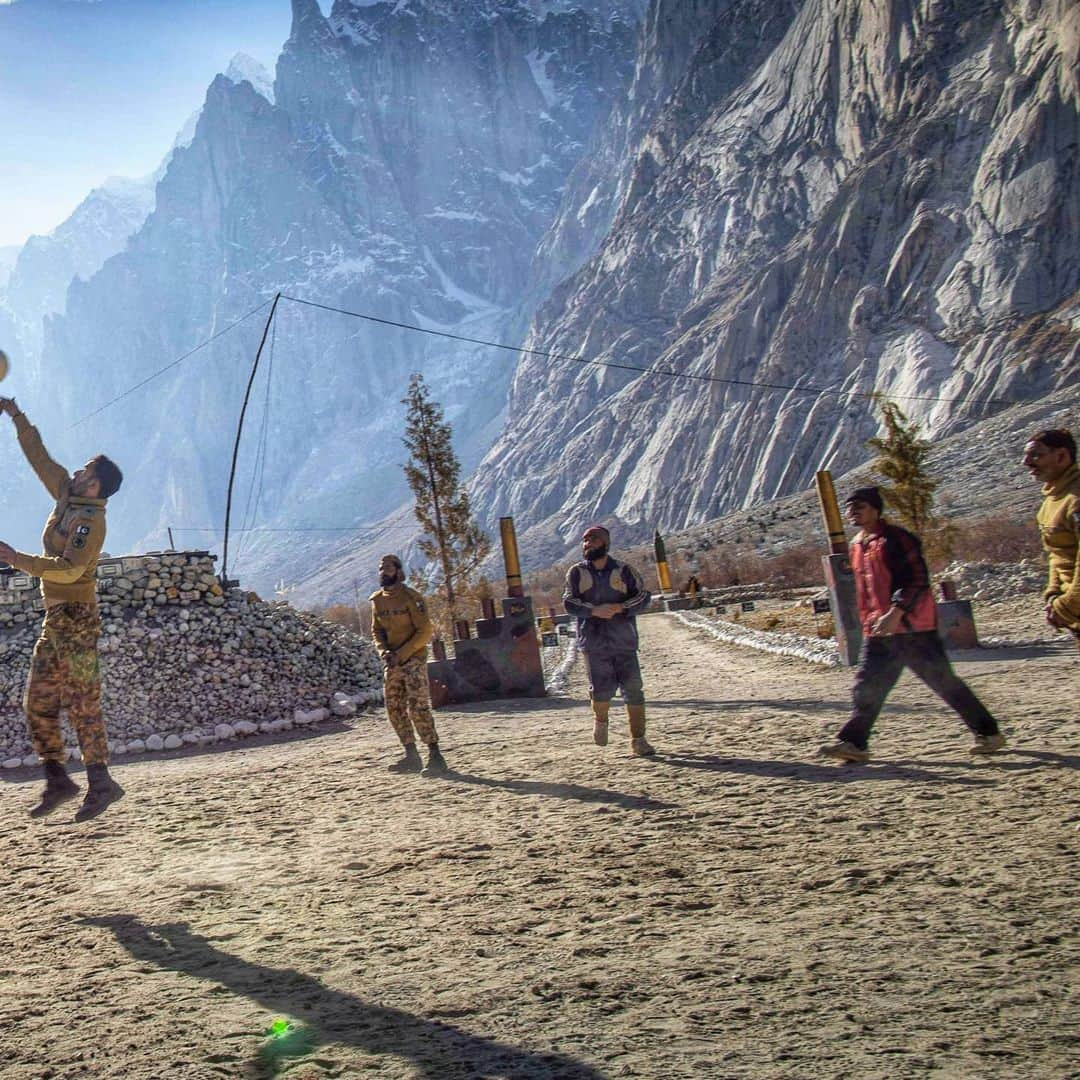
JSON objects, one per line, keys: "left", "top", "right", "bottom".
{"left": 69, "top": 297, "right": 275, "bottom": 429}
{"left": 278, "top": 293, "right": 1022, "bottom": 408}
{"left": 65, "top": 286, "right": 1034, "bottom": 548}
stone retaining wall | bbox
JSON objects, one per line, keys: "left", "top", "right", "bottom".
{"left": 0, "top": 552, "right": 384, "bottom": 766}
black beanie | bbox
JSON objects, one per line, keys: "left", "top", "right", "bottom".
{"left": 844, "top": 486, "right": 884, "bottom": 512}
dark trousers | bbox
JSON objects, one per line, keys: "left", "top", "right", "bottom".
{"left": 839, "top": 631, "right": 999, "bottom": 750}
{"left": 584, "top": 651, "right": 645, "bottom": 706}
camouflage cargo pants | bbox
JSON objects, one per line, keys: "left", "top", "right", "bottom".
{"left": 383, "top": 655, "right": 438, "bottom": 746}
{"left": 25, "top": 602, "right": 109, "bottom": 766}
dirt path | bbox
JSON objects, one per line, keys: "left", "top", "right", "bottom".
{"left": 0, "top": 613, "right": 1076, "bottom": 1079}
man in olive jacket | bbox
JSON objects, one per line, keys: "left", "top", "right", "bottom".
{"left": 370, "top": 554, "right": 447, "bottom": 775}
{"left": 0, "top": 396, "right": 125, "bottom": 820}
{"left": 1023, "top": 428, "right": 1080, "bottom": 653}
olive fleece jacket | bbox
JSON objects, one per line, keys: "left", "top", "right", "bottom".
{"left": 1037, "top": 462, "right": 1080, "bottom": 629}
{"left": 8, "top": 413, "right": 107, "bottom": 608}
{"left": 369, "top": 583, "right": 433, "bottom": 663}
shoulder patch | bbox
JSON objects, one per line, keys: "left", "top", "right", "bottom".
{"left": 76, "top": 524, "right": 92, "bottom": 536}
{"left": 72, "top": 535, "right": 86, "bottom": 549}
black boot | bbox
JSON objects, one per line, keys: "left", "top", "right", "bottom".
{"left": 388, "top": 744, "right": 423, "bottom": 773}
{"left": 74, "top": 764, "right": 125, "bottom": 822}
{"left": 29, "top": 760, "right": 80, "bottom": 819}
{"left": 422, "top": 743, "right": 448, "bottom": 777}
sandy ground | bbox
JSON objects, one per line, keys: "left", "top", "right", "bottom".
{"left": 0, "top": 602, "right": 1077, "bottom": 1080}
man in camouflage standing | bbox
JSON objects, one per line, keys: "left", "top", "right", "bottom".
{"left": 0, "top": 396, "right": 125, "bottom": 820}
{"left": 370, "top": 554, "right": 448, "bottom": 776}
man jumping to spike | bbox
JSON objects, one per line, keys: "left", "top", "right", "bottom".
{"left": 0, "top": 396, "right": 125, "bottom": 820}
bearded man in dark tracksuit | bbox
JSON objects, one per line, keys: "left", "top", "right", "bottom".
{"left": 0, "top": 395, "right": 126, "bottom": 820}
{"left": 563, "top": 524, "right": 655, "bottom": 756}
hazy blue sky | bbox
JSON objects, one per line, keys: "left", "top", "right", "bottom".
{"left": 0, "top": 0, "right": 320, "bottom": 247}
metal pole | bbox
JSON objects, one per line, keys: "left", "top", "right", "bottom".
{"left": 499, "top": 517, "right": 524, "bottom": 597}
{"left": 653, "top": 529, "right": 673, "bottom": 593}
{"left": 815, "top": 470, "right": 848, "bottom": 555}
{"left": 814, "top": 469, "right": 862, "bottom": 665}
{"left": 221, "top": 293, "right": 281, "bottom": 585}
{"left": 167, "top": 527, "right": 175, "bottom": 551}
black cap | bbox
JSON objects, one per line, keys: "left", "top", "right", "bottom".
{"left": 844, "top": 486, "right": 884, "bottom": 511}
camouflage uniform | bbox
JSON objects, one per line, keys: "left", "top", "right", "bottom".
{"left": 383, "top": 655, "right": 438, "bottom": 745}
{"left": 370, "top": 583, "right": 438, "bottom": 746}
{"left": 26, "top": 602, "right": 108, "bottom": 766}
{"left": 7, "top": 412, "right": 111, "bottom": 766}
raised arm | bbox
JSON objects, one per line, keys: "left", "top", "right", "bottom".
{"left": 0, "top": 398, "right": 69, "bottom": 499}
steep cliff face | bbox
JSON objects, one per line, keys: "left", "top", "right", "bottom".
{"left": 5, "top": 0, "right": 637, "bottom": 588}
{"left": 469, "top": 0, "right": 1080, "bottom": 561}
{"left": 1, "top": 179, "right": 155, "bottom": 363}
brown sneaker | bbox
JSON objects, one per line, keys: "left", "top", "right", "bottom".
{"left": 631, "top": 736, "right": 655, "bottom": 757}
{"left": 820, "top": 740, "right": 870, "bottom": 764}
{"left": 969, "top": 733, "right": 1007, "bottom": 756}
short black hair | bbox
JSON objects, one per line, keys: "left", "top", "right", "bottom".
{"left": 1029, "top": 429, "right": 1076, "bottom": 464}
{"left": 90, "top": 454, "right": 123, "bottom": 499}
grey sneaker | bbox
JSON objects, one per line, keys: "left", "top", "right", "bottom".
{"left": 631, "top": 736, "right": 655, "bottom": 757}
{"left": 820, "top": 740, "right": 870, "bottom": 763}
{"left": 593, "top": 719, "right": 609, "bottom": 747}
{"left": 970, "top": 733, "right": 1007, "bottom": 756}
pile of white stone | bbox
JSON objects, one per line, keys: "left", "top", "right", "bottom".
{"left": 0, "top": 552, "right": 384, "bottom": 767}
{"left": 938, "top": 559, "right": 1047, "bottom": 604}
{"left": 674, "top": 609, "right": 842, "bottom": 667}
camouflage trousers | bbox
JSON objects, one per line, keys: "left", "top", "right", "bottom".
{"left": 384, "top": 655, "right": 438, "bottom": 746}
{"left": 25, "top": 602, "right": 109, "bottom": 766}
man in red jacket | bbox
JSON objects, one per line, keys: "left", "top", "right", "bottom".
{"left": 821, "top": 487, "right": 1005, "bottom": 763}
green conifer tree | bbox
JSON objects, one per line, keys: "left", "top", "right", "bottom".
{"left": 866, "top": 397, "right": 955, "bottom": 561}
{"left": 401, "top": 373, "right": 491, "bottom": 631}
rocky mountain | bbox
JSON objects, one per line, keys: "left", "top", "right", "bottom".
{"left": 0, "top": 247, "right": 18, "bottom": 291}
{"left": 1, "top": 178, "right": 155, "bottom": 364}
{"left": 468, "top": 0, "right": 1080, "bottom": 566}
{"left": 0, "top": 0, "right": 639, "bottom": 595}
{"left": 6, "top": 0, "right": 1077, "bottom": 608}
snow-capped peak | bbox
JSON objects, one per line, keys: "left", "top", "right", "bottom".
{"left": 225, "top": 53, "right": 275, "bottom": 104}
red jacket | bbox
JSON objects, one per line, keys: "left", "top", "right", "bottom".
{"left": 850, "top": 521, "right": 936, "bottom": 636}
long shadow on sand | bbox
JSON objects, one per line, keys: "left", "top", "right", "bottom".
{"left": 897, "top": 749, "right": 1080, "bottom": 772}
{"left": 437, "top": 770, "right": 676, "bottom": 810}
{"left": 646, "top": 697, "right": 921, "bottom": 716}
{"left": 649, "top": 751, "right": 997, "bottom": 786}
{"left": 82, "top": 916, "right": 607, "bottom": 1080}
